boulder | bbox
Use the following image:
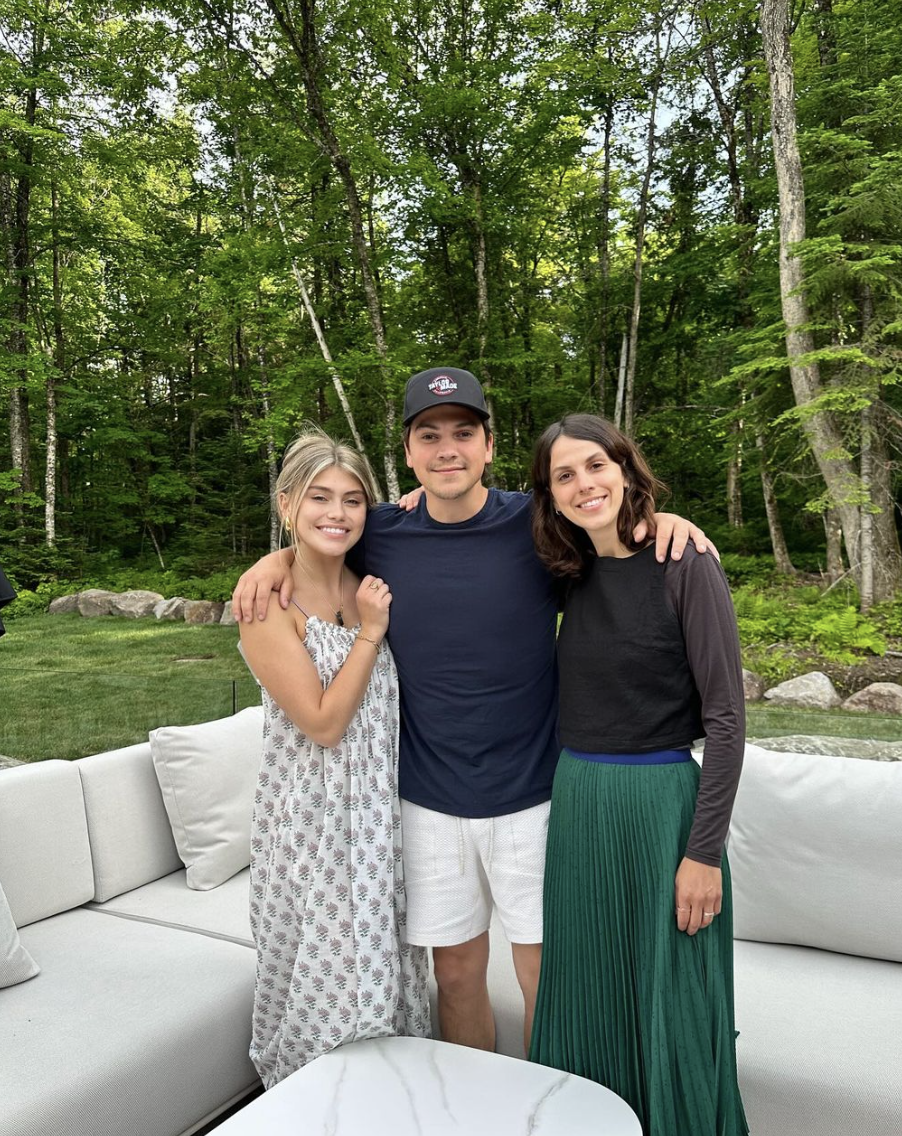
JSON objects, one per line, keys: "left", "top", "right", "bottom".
{"left": 742, "top": 669, "right": 766, "bottom": 702}
{"left": 184, "top": 600, "right": 225, "bottom": 625}
{"left": 763, "top": 671, "right": 842, "bottom": 710}
{"left": 48, "top": 594, "right": 80, "bottom": 615}
{"left": 109, "top": 590, "right": 164, "bottom": 619}
{"left": 219, "top": 605, "right": 237, "bottom": 626}
{"left": 842, "top": 682, "right": 902, "bottom": 716}
{"left": 154, "top": 597, "right": 189, "bottom": 621}
{"left": 77, "top": 589, "right": 118, "bottom": 617}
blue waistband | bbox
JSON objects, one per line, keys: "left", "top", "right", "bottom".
{"left": 564, "top": 747, "right": 692, "bottom": 766}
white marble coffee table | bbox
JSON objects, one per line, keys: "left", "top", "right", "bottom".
{"left": 214, "top": 1036, "right": 641, "bottom": 1135}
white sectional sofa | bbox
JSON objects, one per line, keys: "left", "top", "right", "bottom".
{"left": 0, "top": 709, "right": 266, "bottom": 1136}
{"left": 2, "top": 720, "right": 900, "bottom": 1136}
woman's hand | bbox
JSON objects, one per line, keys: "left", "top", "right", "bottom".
{"left": 674, "top": 858, "right": 722, "bottom": 935}
{"left": 356, "top": 575, "right": 392, "bottom": 642}
{"left": 231, "top": 549, "right": 295, "bottom": 623}
{"left": 397, "top": 485, "right": 425, "bottom": 512}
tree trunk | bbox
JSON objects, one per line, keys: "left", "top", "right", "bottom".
{"left": 46, "top": 178, "right": 64, "bottom": 547}
{"left": 614, "top": 332, "right": 628, "bottom": 429}
{"left": 596, "top": 89, "right": 614, "bottom": 415}
{"left": 624, "top": 17, "right": 674, "bottom": 436}
{"left": 726, "top": 422, "right": 743, "bottom": 528}
{"left": 266, "top": 183, "right": 377, "bottom": 489}
{"left": 760, "top": 0, "right": 862, "bottom": 574}
{"left": 823, "top": 508, "right": 844, "bottom": 582}
{"left": 859, "top": 401, "right": 874, "bottom": 610}
{"left": 266, "top": 0, "right": 399, "bottom": 499}
{"left": 755, "top": 432, "right": 795, "bottom": 573}
{"left": 257, "top": 343, "right": 281, "bottom": 551}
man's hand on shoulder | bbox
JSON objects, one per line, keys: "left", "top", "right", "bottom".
{"left": 636, "top": 513, "right": 719, "bottom": 563}
{"left": 231, "top": 548, "right": 295, "bottom": 622}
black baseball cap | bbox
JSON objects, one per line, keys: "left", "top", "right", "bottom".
{"left": 402, "top": 367, "right": 490, "bottom": 426}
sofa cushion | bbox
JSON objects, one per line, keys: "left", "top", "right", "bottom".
{"left": 729, "top": 744, "right": 902, "bottom": 962}
{"left": 2, "top": 908, "right": 259, "bottom": 1136}
{"left": 150, "top": 707, "right": 263, "bottom": 891}
{"left": 76, "top": 741, "right": 182, "bottom": 901}
{"left": 0, "top": 880, "right": 39, "bottom": 988}
{"left": 734, "top": 939, "right": 902, "bottom": 1136}
{"left": 90, "top": 868, "right": 253, "bottom": 947}
{"left": 0, "top": 760, "right": 94, "bottom": 927}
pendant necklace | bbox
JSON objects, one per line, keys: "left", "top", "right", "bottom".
{"left": 297, "top": 559, "right": 345, "bottom": 626}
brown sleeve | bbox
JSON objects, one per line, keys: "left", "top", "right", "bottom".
{"left": 664, "top": 547, "right": 745, "bottom": 866}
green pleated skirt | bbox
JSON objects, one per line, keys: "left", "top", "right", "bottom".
{"left": 529, "top": 751, "right": 749, "bottom": 1136}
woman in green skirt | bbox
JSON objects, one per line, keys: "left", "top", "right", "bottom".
{"left": 529, "top": 414, "right": 748, "bottom": 1136}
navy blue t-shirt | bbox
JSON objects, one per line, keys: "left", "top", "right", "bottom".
{"left": 348, "top": 490, "right": 559, "bottom": 818}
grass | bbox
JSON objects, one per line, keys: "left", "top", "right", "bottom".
{"left": 0, "top": 614, "right": 259, "bottom": 762}
{"left": 4, "top": 613, "right": 902, "bottom": 764}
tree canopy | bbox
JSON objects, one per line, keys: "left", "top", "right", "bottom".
{"left": 2, "top": 0, "right": 901, "bottom": 599}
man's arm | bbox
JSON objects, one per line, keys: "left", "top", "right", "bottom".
{"left": 231, "top": 548, "right": 295, "bottom": 623}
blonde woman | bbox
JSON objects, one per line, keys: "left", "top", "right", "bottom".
{"left": 239, "top": 430, "right": 430, "bottom": 1089}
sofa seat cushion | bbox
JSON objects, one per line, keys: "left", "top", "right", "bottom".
{"left": 733, "top": 939, "right": 902, "bottom": 1136}
{"left": 90, "top": 868, "right": 253, "bottom": 947}
{"left": 2, "top": 909, "right": 259, "bottom": 1136}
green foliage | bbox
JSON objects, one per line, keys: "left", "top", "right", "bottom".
{"left": 733, "top": 584, "right": 887, "bottom": 663}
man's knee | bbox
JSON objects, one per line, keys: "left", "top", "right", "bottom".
{"left": 433, "top": 934, "right": 490, "bottom": 999}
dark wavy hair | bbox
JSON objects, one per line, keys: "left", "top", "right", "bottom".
{"left": 531, "top": 414, "right": 668, "bottom": 578}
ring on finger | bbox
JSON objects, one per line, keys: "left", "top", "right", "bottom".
{"left": 703, "top": 911, "right": 715, "bottom": 918}
{"left": 369, "top": 581, "right": 380, "bottom": 590}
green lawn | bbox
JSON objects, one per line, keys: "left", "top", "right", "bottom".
{"left": 0, "top": 614, "right": 260, "bottom": 762}
{"left": 3, "top": 613, "right": 902, "bottom": 764}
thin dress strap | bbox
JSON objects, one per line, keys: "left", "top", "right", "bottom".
{"left": 290, "top": 598, "right": 310, "bottom": 617}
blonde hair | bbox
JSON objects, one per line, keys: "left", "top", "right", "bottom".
{"left": 275, "top": 428, "right": 381, "bottom": 550}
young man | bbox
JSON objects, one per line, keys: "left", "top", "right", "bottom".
{"left": 232, "top": 366, "right": 711, "bottom": 1053}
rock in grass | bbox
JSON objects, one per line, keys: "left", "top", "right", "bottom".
{"left": 219, "top": 605, "right": 237, "bottom": 625}
{"left": 48, "top": 594, "right": 80, "bottom": 615}
{"left": 742, "top": 669, "right": 765, "bottom": 702}
{"left": 109, "top": 590, "right": 164, "bottom": 618}
{"left": 184, "top": 600, "right": 225, "bottom": 624}
{"left": 77, "top": 589, "right": 118, "bottom": 617}
{"left": 763, "top": 671, "right": 842, "bottom": 710}
{"left": 154, "top": 597, "right": 189, "bottom": 621}
{"left": 842, "top": 682, "right": 902, "bottom": 715}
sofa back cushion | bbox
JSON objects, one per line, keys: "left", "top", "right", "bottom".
{"left": 76, "top": 742, "right": 182, "bottom": 902}
{"left": 729, "top": 744, "right": 902, "bottom": 962}
{"left": 0, "top": 879, "right": 40, "bottom": 987}
{"left": 149, "top": 707, "right": 263, "bottom": 891}
{"left": 0, "top": 760, "right": 94, "bottom": 927}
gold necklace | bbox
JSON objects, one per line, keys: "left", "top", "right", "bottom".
{"left": 297, "top": 558, "right": 345, "bottom": 626}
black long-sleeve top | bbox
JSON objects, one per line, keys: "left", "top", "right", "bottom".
{"left": 556, "top": 542, "right": 745, "bottom": 866}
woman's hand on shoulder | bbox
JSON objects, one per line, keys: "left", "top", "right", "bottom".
{"left": 674, "top": 857, "right": 722, "bottom": 936}
{"left": 355, "top": 575, "right": 392, "bottom": 642}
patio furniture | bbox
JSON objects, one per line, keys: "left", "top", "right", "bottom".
{"left": 2, "top": 720, "right": 900, "bottom": 1136}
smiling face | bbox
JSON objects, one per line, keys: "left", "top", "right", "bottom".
{"left": 404, "top": 404, "right": 494, "bottom": 521}
{"left": 549, "top": 435, "right": 629, "bottom": 556}
{"left": 280, "top": 465, "right": 368, "bottom": 560}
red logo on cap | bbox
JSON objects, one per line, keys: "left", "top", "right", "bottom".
{"left": 428, "top": 375, "right": 458, "bottom": 396}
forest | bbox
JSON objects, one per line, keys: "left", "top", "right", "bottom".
{"left": 2, "top": 0, "right": 901, "bottom": 606}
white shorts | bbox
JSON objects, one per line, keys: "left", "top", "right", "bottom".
{"left": 400, "top": 799, "right": 550, "bottom": 948}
